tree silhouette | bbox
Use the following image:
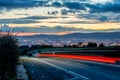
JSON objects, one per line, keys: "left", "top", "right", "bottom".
{"left": 87, "top": 42, "right": 97, "bottom": 47}
{"left": 98, "top": 43, "right": 105, "bottom": 47}
{"left": 78, "top": 42, "right": 82, "bottom": 47}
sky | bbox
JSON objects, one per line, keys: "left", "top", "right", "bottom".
{"left": 0, "top": 0, "right": 120, "bottom": 35}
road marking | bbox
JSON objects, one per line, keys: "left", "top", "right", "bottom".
{"left": 32, "top": 58, "right": 90, "bottom": 80}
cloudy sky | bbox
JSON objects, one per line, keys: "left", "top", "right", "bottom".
{"left": 0, "top": 0, "right": 120, "bottom": 35}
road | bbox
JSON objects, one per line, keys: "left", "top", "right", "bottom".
{"left": 22, "top": 57, "right": 120, "bottom": 80}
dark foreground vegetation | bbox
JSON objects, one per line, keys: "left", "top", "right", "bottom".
{"left": 0, "top": 33, "right": 19, "bottom": 80}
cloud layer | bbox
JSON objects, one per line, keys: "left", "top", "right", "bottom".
{"left": 0, "top": 0, "right": 120, "bottom": 33}
{"left": 1, "top": 24, "right": 120, "bottom": 33}
{"left": 0, "top": 0, "right": 119, "bottom": 12}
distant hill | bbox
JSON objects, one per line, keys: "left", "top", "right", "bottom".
{"left": 19, "top": 32, "right": 120, "bottom": 39}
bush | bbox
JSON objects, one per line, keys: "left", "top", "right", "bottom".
{"left": 0, "top": 33, "right": 19, "bottom": 80}
{"left": 87, "top": 42, "right": 97, "bottom": 47}
{"left": 98, "top": 43, "right": 105, "bottom": 47}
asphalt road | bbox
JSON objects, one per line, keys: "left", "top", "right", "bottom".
{"left": 22, "top": 57, "right": 120, "bottom": 80}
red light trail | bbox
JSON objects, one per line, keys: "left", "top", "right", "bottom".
{"left": 35, "top": 53, "right": 120, "bottom": 64}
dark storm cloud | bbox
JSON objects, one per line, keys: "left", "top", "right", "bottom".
{"left": 85, "top": 2, "right": 120, "bottom": 13}
{"left": 53, "top": 0, "right": 120, "bottom": 13}
{"left": 0, "top": 15, "right": 58, "bottom": 24}
{"left": 0, "top": 25, "right": 87, "bottom": 33}
{"left": 23, "top": 16, "right": 57, "bottom": 20}
{"left": 0, "top": 25, "right": 94, "bottom": 33}
{"left": 0, "top": 18, "right": 37, "bottom": 24}
{"left": 0, "top": 0, "right": 88, "bottom": 10}
{"left": 61, "top": 9, "right": 79, "bottom": 15}
{"left": 52, "top": 2, "right": 63, "bottom": 7}
{"left": 77, "top": 0, "right": 120, "bottom": 22}
{"left": 50, "top": 0, "right": 120, "bottom": 13}
{"left": 1, "top": 25, "right": 120, "bottom": 33}
{"left": 98, "top": 16, "right": 109, "bottom": 22}
{"left": 0, "top": 0, "right": 48, "bottom": 9}
{"left": 79, "top": 12, "right": 120, "bottom": 22}
{"left": 1, "top": 0, "right": 119, "bottom": 13}
{"left": 79, "top": 14, "right": 111, "bottom": 22}
{"left": 63, "top": 2, "right": 86, "bottom": 10}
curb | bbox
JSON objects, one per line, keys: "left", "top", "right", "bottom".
{"left": 16, "top": 62, "right": 29, "bottom": 80}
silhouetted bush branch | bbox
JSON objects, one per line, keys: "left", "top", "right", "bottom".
{"left": 0, "top": 32, "right": 19, "bottom": 80}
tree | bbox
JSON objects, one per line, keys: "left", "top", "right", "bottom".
{"left": 98, "top": 43, "right": 105, "bottom": 47}
{"left": 78, "top": 42, "right": 82, "bottom": 47}
{"left": 0, "top": 32, "right": 19, "bottom": 80}
{"left": 87, "top": 42, "right": 97, "bottom": 47}
{"left": 63, "top": 45, "right": 67, "bottom": 47}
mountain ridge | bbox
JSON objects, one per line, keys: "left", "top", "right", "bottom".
{"left": 19, "top": 32, "right": 120, "bottom": 39}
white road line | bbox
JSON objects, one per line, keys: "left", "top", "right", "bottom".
{"left": 32, "top": 58, "right": 90, "bottom": 80}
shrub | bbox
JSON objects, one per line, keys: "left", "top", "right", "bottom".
{"left": 87, "top": 42, "right": 97, "bottom": 47}
{"left": 0, "top": 33, "right": 18, "bottom": 80}
{"left": 98, "top": 43, "right": 105, "bottom": 47}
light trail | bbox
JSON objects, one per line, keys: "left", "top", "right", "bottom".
{"left": 34, "top": 54, "right": 120, "bottom": 64}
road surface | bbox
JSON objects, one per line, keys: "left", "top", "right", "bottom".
{"left": 22, "top": 57, "right": 120, "bottom": 80}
